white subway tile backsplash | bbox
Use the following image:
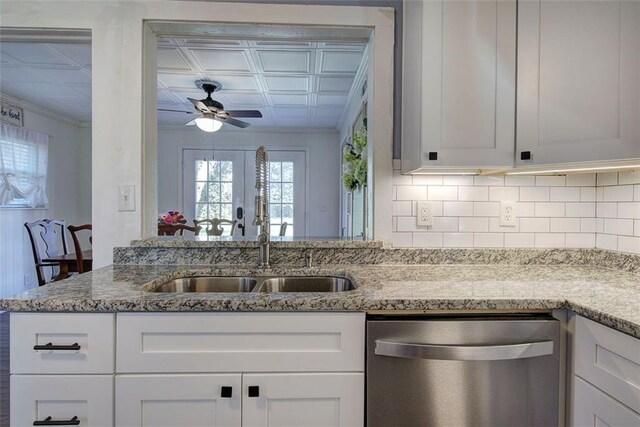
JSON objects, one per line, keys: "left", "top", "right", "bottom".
{"left": 580, "top": 187, "right": 596, "bottom": 202}
{"left": 505, "top": 176, "right": 535, "bottom": 187}
{"left": 390, "top": 171, "right": 640, "bottom": 254}
{"left": 458, "top": 186, "right": 489, "bottom": 201}
{"left": 520, "top": 218, "right": 550, "bottom": 233}
{"left": 550, "top": 218, "right": 581, "bottom": 233}
{"left": 534, "top": 203, "right": 565, "bottom": 217}
{"left": 459, "top": 217, "right": 489, "bottom": 232}
{"left": 597, "top": 173, "right": 618, "bottom": 186}
{"left": 443, "top": 233, "right": 474, "bottom": 248}
{"left": 536, "top": 176, "right": 566, "bottom": 187}
{"left": 603, "top": 185, "right": 634, "bottom": 202}
{"left": 392, "top": 201, "right": 412, "bottom": 216}
{"left": 474, "top": 202, "right": 500, "bottom": 217}
{"left": 550, "top": 187, "right": 580, "bottom": 202}
{"left": 596, "top": 234, "right": 618, "bottom": 251}
{"left": 443, "top": 175, "right": 474, "bottom": 186}
{"left": 535, "top": 233, "right": 565, "bottom": 248}
{"left": 412, "top": 175, "right": 442, "bottom": 186}
{"left": 428, "top": 186, "right": 458, "bottom": 201}
{"left": 566, "top": 203, "right": 596, "bottom": 218}
{"left": 618, "top": 172, "right": 640, "bottom": 185}
{"left": 397, "top": 185, "right": 427, "bottom": 201}
{"left": 504, "top": 233, "right": 535, "bottom": 248}
{"left": 413, "top": 232, "right": 443, "bottom": 248}
{"left": 474, "top": 176, "right": 504, "bottom": 186}
{"left": 617, "top": 236, "right": 640, "bottom": 254}
{"left": 443, "top": 201, "right": 474, "bottom": 217}
{"left": 520, "top": 187, "right": 550, "bottom": 202}
{"left": 566, "top": 233, "right": 595, "bottom": 248}
{"left": 489, "top": 187, "right": 519, "bottom": 202}
{"left": 474, "top": 233, "right": 504, "bottom": 248}
{"left": 566, "top": 174, "right": 596, "bottom": 187}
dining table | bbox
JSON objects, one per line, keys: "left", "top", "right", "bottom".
{"left": 42, "top": 250, "right": 93, "bottom": 282}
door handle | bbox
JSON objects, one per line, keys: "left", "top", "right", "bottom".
{"left": 33, "top": 343, "right": 81, "bottom": 351}
{"left": 33, "top": 416, "right": 80, "bottom": 426}
{"left": 375, "top": 340, "right": 553, "bottom": 361}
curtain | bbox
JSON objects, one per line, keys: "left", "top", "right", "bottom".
{"left": 0, "top": 123, "right": 49, "bottom": 208}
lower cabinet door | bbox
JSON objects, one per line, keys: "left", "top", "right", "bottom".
{"left": 11, "top": 375, "right": 113, "bottom": 427}
{"left": 573, "top": 376, "right": 640, "bottom": 427}
{"left": 115, "top": 374, "right": 242, "bottom": 427}
{"left": 242, "top": 373, "right": 364, "bottom": 427}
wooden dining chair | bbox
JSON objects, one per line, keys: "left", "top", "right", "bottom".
{"left": 158, "top": 223, "right": 201, "bottom": 236}
{"left": 24, "top": 219, "right": 69, "bottom": 287}
{"left": 67, "top": 224, "right": 92, "bottom": 274}
{"left": 193, "top": 219, "right": 238, "bottom": 236}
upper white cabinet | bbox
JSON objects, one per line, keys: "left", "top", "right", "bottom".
{"left": 517, "top": 0, "right": 640, "bottom": 166}
{"left": 402, "top": 0, "right": 517, "bottom": 173}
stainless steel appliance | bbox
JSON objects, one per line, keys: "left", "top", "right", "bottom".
{"left": 367, "top": 315, "right": 560, "bottom": 427}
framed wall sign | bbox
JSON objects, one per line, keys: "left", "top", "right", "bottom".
{"left": 0, "top": 102, "right": 24, "bottom": 127}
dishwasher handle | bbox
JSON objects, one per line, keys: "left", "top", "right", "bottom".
{"left": 375, "top": 339, "right": 554, "bottom": 361}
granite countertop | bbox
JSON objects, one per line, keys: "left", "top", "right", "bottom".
{"left": 130, "top": 236, "right": 383, "bottom": 249}
{"left": 1, "top": 263, "right": 639, "bottom": 339}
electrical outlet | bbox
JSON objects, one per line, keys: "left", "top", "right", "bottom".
{"left": 500, "top": 201, "right": 517, "bottom": 227}
{"left": 118, "top": 185, "right": 135, "bottom": 211}
{"left": 416, "top": 201, "right": 432, "bottom": 227}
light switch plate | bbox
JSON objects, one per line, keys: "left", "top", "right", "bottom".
{"left": 416, "top": 201, "right": 432, "bottom": 227}
{"left": 500, "top": 201, "right": 517, "bottom": 227}
{"left": 118, "top": 185, "right": 135, "bottom": 211}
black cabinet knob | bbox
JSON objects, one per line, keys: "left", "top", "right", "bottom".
{"left": 520, "top": 151, "right": 532, "bottom": 161}
{"left": 428, "top": 152, "right": 438, "bottom": 161}
{"left": 221, "top": 386, "right": 233, "bottom": 398}
{"left": 248, "top": 386, "right": 260, "bottom": 397}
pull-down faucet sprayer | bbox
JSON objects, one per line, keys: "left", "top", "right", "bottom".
{"left": 253, "top": 146, "right": 270, "bottom": 269}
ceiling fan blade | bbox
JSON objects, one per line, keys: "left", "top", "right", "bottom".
{"left": 223, "top": 110, "right": 263, "bottom": 118}
{"left": 187, "top": 98, "right": 211, "bottom": 113}
{"left": 217, "top": 115, "right": 251, "bottom": 128}
{"left": 158, "top": 108, "right": 196, "bottom": 114}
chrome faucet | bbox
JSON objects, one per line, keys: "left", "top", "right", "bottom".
{"left": 253, "top": 146, "right": 270, "bottom": 268}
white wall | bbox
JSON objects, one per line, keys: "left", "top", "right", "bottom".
{"left": 158, "top": 127, "right": 341, "bottom": 237}
{"left": 0, "top": 101, "right": 91, "bottom": 297}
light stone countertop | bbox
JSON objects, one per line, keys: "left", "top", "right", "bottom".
{"left": 1, "top": 263, "right": 639, "bottom": 339}
{"left": 130, "top": 236, "right": 383, "bottom": 249}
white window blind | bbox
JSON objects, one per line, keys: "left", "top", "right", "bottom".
{"left": 0, "top": 123, "right": 49, "bottom": 208}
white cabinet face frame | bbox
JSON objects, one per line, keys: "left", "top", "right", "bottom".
{"left": 517, "top": 0, "right": 640, "bottom": 165}
{"left": 402, "top": 0, "right": 517, "bottom": 172}
{"left": 573, "top": 376, "right": 640, "bottom": 427}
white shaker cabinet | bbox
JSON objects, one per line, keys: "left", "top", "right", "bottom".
{"left": 517, "top": 0, "right": 640, "bottom": 166}
{"left": 571, "top": 315, "right": 640, "bottom": 426}
{"left": 402, "top": 0, "right": 516, "bottom": 173}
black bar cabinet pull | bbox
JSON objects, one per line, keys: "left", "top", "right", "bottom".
{"left": 33, "top": 416, "right": 80, "bottom": 426}
{"left": 33, "top": 343, "right": 81, "bottom": 351}
{"left": 221, "top": 386, "right": 233, "bottom": 398}
{"left": 248, "top": 386, "right": 260, "bottom": 397}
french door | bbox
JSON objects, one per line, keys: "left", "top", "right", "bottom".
{"left": 182, "top": 149, "right": 306, "bottom": 237}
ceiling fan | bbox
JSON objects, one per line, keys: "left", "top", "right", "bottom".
{"left": 158, "top": 80, "right": 263, "bottom": 132}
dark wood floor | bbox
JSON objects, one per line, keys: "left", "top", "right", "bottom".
{"left": 0, "top": 312, "right": 9, "bottom": 426}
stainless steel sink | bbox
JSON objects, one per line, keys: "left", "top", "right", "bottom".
{"left": 150, "top": 277, "right": 258, "bottom": 293}
{"left": 255, "top": 277, "right": 355, "bottom": 293}
{"left": 147, "top": 276, "right": 354, "bottom": 293}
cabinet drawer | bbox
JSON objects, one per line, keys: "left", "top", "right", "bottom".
{"left": 574, "top": 316, "right": 640, "bottom": 413}
{"left": 10, "top": 313, "right": 115, "bottom": 374}
{"left": 573, "top": 376, "right": 640, "bottom": 427}
{"left": 11, "top": 375, "right": 114, "bottom": 427}
{"left": 117, "top": 312, "right": 365, "bottom": 373}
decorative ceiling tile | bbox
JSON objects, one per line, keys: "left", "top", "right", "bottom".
{"left": 256, "top": 50, "right": 311, "bottom": 73}
{"left": 208, "top": 75, "right": 259, "bottom": 91}
{"left": 263, "top": 75, "right": 310, "bottom": 92}
{"left": 48, "top": 43, "right": 92, "bottom": 67}
{"left": 0, "top": 43, "right": 69, "bottom": 66}
{"left": 38, "top": 68, "right": 92, "bottom": 84}
{"left": 316, "top": 94, "right": 348, "bottom": 106}
{"left": 272, "top": 106, "right": 308, "bottom": 118}
{"left": 190, "top": 48, "right": 252, "bottom": 72}
{"left": 157, "top": 48, "right": 193, "bottom": 71}
{"left": 318, "top": 50, "right": 363, "bottom": 73}
{"left": 269, "top": 93, "right": 308, "bottom": 107}
{"left": 221, "top": 92, "right": 265, "bottom": 107}
{"left": 317, "top": 76, "right": 354, "bottom": 93}
{"left": 157, "top": 73, "right": 201, "bottom": 90}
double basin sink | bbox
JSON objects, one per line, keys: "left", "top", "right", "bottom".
{"left": 148, "top": 276, "right": 355, "bottom": 293}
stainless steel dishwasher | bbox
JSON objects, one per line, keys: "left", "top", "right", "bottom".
{"left": 367, "top": 314, "right": 560, "bottom": 427}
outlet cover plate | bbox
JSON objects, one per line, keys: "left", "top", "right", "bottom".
{"left": 417, "top": 201, "right": 432, "bottom": 227}
{"left": 500, "top": 201, "right": 517, "bottom": 227}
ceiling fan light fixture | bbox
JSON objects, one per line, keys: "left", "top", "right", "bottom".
{"left": 195, "top": 116, "right": 223, "bottom": 132}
